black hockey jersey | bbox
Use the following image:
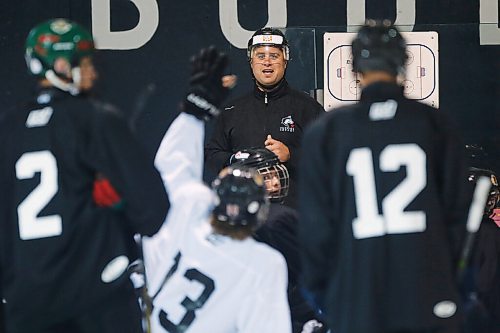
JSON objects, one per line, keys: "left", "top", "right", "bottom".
{"left": 255, "top": 203, "right": 323, "bottom": 333}
{"left": 299, "top": 82, "right": 469, "bottom": 333}
{"left": 0, "top": 88, "right": 169, "bottom": 330}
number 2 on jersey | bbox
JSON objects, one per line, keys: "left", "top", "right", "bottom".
{"left": 16, "top": 151, "right": 62, "bottom": 240}
{"left": 347, "top": 144, "right": 427, "bottom": 239}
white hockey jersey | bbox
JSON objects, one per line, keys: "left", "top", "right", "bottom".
{"left": 143, "top": 113, "right": 291, "bottom": 333}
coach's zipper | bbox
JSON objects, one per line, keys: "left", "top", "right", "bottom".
{"left": 263, "top": 92, "right": 269, "bottom": 134}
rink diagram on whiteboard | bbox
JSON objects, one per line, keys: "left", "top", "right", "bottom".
{"left": 324, "top": 31, "right": 439, "bottom": 110}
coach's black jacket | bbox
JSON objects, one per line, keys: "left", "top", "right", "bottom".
{"left": 205, "top": 79, "right": 324, "bottom": 208}
{"left": 0, "top": 87, "right": 169, "bottom": 330}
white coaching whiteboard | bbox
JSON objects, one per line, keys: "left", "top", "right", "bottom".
{"left": 323, "top": 31, "right": 439, "bottom": 110}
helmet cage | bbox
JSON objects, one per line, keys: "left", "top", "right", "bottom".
{"left": 258, "top": 163, "right": 289, "bottom": 202}
{"left": 231, "top": 148, "right": 290, "bottom": 203}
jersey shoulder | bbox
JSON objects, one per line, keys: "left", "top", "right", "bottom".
{"left": 0, "top": 106, "right": 24, "bottom": 132}
{"left": 64, "top": 97, "right": 130, "bottom": 138}
{"left": 248, "top": 237, "right": 288, "bottom": 269}
{"left": 397, "top": 99, "right": 461, "bottom": 134}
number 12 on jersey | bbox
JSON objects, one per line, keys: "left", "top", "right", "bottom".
{"left": 346, "top": 144, "right": 427, "bottom": 239}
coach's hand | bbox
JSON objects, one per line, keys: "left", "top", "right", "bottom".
{"left": 182, "top": 46, "right": 234, "bottom": 121}
{"left": 265, "top": 135, "right": 290, "bottom": 162}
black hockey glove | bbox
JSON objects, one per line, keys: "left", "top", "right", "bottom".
{"left": 182, "top": 46, "right": 229, "bottom": 121}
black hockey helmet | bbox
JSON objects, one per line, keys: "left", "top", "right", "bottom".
{"left": 231, "top": 148, "right": 289, "bottom": 203}
{"left": 351, "top": 19, "right": 408, "bottom": 76}
{"left": 212, "top": 166, "right": 269, "bottom": 227}
{"left": 247, "top": 27, "right": 290, "bottom": 61}
{"left": 468, "top": 167, "right": 500, "bottom": 216}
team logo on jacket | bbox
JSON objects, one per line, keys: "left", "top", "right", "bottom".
{"left": 280, "top": 115, "right": 295, "bottom": 133}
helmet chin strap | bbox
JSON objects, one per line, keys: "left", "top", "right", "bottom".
{"left": 45, "top": 68, "right": 81, "bottom": 96}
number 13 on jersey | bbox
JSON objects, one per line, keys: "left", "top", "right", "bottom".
{"left": 346, "top": 144, "right": 427, "bottom": 239}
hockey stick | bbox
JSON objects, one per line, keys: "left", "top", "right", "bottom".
{"left": 130, "top": 234, "right": 153, "bottom": 333}
{"left": 131, "top": 244, "right": 182, "bottom": 332}
{"left": 457, "top": 176, "right": 491, "bottom": 281}
{"left": 129, "top": 83, "right": 157, "bottom": 132}
{"left": 128, "top": 85, "right": 157, "bottom": 333}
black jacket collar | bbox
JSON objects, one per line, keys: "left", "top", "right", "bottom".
{"left": 253, "top": 79, "right": 289, "bottom": 101}
{"left": 360, "top": 81, "right": 405, "bottom": 103}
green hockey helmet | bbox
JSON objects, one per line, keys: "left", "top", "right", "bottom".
{"left": 25, "top": 19, "right": 95, "bottom": 94}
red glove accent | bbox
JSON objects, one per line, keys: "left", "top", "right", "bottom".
{"left": 93, "top": 178, "right": 123, "bottom": 208}
{"left": 489, "top": 208, "right": 500, "bottom": 228}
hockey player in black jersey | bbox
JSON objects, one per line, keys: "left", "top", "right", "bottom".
{"left": 0, "top": 19, "right": 169, "bottom": 333}
{"left": 231, "top": 148, "right": 328, "bottom": 333}
{"left": 299, "top": 20, "right": 469, "bottom": 333}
